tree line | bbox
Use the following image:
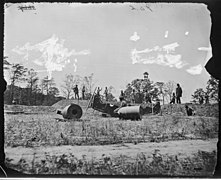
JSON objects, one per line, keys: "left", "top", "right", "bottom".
{"left": 191, "top": 76, "right": 219, "bottom": 104}
{"left": 3, "top": 57, "right": 218, "bottom": 106}
{"left": 3, "top": 57, "right": 97, "bottom": 106}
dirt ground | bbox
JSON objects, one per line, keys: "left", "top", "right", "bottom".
{"left": 5, "top": 138, "right": 217, "bottom": 165}
{"left": 3, "top": 102, "right": 219, "bottom": 175}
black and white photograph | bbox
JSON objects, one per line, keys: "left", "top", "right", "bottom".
{"left": 2, "top": 2, "right": 220, "bottom": 177}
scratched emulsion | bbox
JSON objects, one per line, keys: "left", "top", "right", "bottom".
{"left": 12, "top": 34, "right": 90, "bottom": 79}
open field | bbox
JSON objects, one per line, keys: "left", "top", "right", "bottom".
{"left": 4, "top": 103, "right": 219, "bottom": 176}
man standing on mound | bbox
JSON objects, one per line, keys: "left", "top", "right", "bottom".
{"left": 176, "top": 83, "right": 182, "bottom": 104}
{"left": 73, "top": 85, "right": 79, "bottom": 100}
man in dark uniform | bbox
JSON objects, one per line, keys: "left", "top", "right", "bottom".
{"left": 185, "top": 105, "right": 195, "bottom": 116}
{"left": 73, "top": 85, "right": 79, "bottom": 100}
{"left": 119, "top": 90, "right": 124, "bottom": 101}
{"left": 176, "top": 84, "right": 182, "bottom": 104}
{"left": 170, "top": 92, "right": 176, "bottom": 104}
{"left": 104, "top": 87, "right": 108, "bottom": 101}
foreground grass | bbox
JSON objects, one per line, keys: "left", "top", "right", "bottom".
{"left": 5, "top": 150, "right": 216, "bottom": 176}
{"left": 4, "top": 112, "right": 218, "bottom": 147}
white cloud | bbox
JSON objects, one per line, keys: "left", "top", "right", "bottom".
{"left": 162, "top": 42, "right": 179, "bottom": 54}
{"left": 130, "top": 32, "right": 140, "bottom": 42}
{"left": 12, "top": 34, "right": 90, "bottom": 79}
{"left": 131, "top": 42, "right": 187, "bottom": 69}
{"left": 164, "top": 30, "right": 168, "bottom": 38}
{"left": 186, "top": 64, "right": 203, "bottom": 75}
{"left": 185, "top": 31, "right": 189, "bottom": 35}
{"left": 198, "top": 47, "right": 212, "bottom": 51}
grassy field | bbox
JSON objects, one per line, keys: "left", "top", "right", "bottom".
{"left": 4, "top": 103, "right": 219, "bottom": 176}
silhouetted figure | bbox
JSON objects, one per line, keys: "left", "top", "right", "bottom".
{"left": 144, "top": 90, "right": 151, "bottom": 103}
{"left": 104, "top": 87, "right": 108, "bottom": 101}
{"left": 176, "top": 84, "right": 182, "bottom": 104}
{"left": 119, "top": 90, "right": 125, "bottom": 101}
{"left": 185, "top": 105, "right": 195, "bottom": 116}
{"left": 97, "top": 87, "right": 102, "bottom": 96}
{"left": 82, "top": 86, "right": 85, "bottom": 100}
{"left": 170, "top": 92, "right": 176, "bottom": 104}
{"left": 73, "top": 85, "right": 79, "bottom": 100}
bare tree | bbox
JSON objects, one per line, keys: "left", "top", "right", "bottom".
{"left": 41, "top": 76, "right": 56, "bottom": 95}
{"left": 155, "top": 82, "right": 165, "bottom": 104}
{"left": 60, "top": 74, "right": 82, "bottom": 99}
{"left": 163, "top": 80, "right": 176, "bottom": 103}
{"left": 61, "top": 74, "right": 75, "bottom": 99}
{"left": 83, "top": 73, "right": 95, "bottom": 95}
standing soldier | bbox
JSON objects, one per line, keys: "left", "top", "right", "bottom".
{"left": 176, "top": 84, "right": 182, "bottom": 104}
{"left": 73, "top": 85, "right": 79, "bottom": 100}
{"left": 119, "top": 90, "right": 125, "bottom": 101}
{"left": 82, "top": 85, "right": 85, "bottom": 100}
{"left": 104, "top": 87, "right": 108, "bottom": 101}
{"left": 97, "top": 87, "right": 102, "bottom": 96}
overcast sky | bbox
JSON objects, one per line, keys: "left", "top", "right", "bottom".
{"left": 4, "top": 3, "right": 212, "bottom": 103}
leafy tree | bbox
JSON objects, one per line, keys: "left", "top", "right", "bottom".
{"left": 49, "top": 87, "right": 59, "bottom": 96}
{"left": 106, "top": 86, "right": 116, "bottom": 102}
{"left": 124, "top": 73, "right": 160, "bottom": 103}
{"left": 191, "top": 88, "right": 205, "bottom": 104}
{"left": 41, "top": 76, "right": 59, "bottom": 105}
{"left": 26, "top": 69, "right": 39, "bottom": 105}
{"left": 191, "top": 76, "right": 218, "bottom": 104}
{"left": 206, "top": 76, "right": 219, "bottom": 103}
{"left": 8, "top": 63, "right": 27, "bottom": 104}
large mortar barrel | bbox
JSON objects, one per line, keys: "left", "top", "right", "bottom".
{"left": 57, "top": 103, "right": 83, "bottom": 119}
{"left": 117, "top": 105, "right": 143, "bottom": 120}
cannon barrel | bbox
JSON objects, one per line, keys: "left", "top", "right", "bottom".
{"left": 117, "top": 105, "right": 143, "bottom": 120}
{"left": 57, "top": 103, "right": 83, "bottom": 119}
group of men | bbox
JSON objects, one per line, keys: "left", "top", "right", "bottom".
{"left": 119, "top": 83, "right": 183, "bottom": 105}
{"left": 170, "top": 83, "right": 183, "bottom": 104}
{"left": 73, "top": 83, "right": 183, "bottom": 104}
{"left": 72, "top": 85, "right": 109, "bottom": 101}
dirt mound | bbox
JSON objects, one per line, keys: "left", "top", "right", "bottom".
{"left": 4, "top": 105, "right": 56, "bottom": 113}
{"left": 161, "top": 103, "right": 218, "bottom": 117}
{"left": 52, "top": 99, "right": 89, "bottom": 109}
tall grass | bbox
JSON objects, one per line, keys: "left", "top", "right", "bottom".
{"left": 5, "top": 150, "right": 216, "bottom": 176}
{"left": 5, "top": 113, "right": 218, "bottom": 147}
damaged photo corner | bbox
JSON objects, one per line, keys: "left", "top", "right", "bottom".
{"left": 1, "top": 1, "right": 220, "bottom": 178}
